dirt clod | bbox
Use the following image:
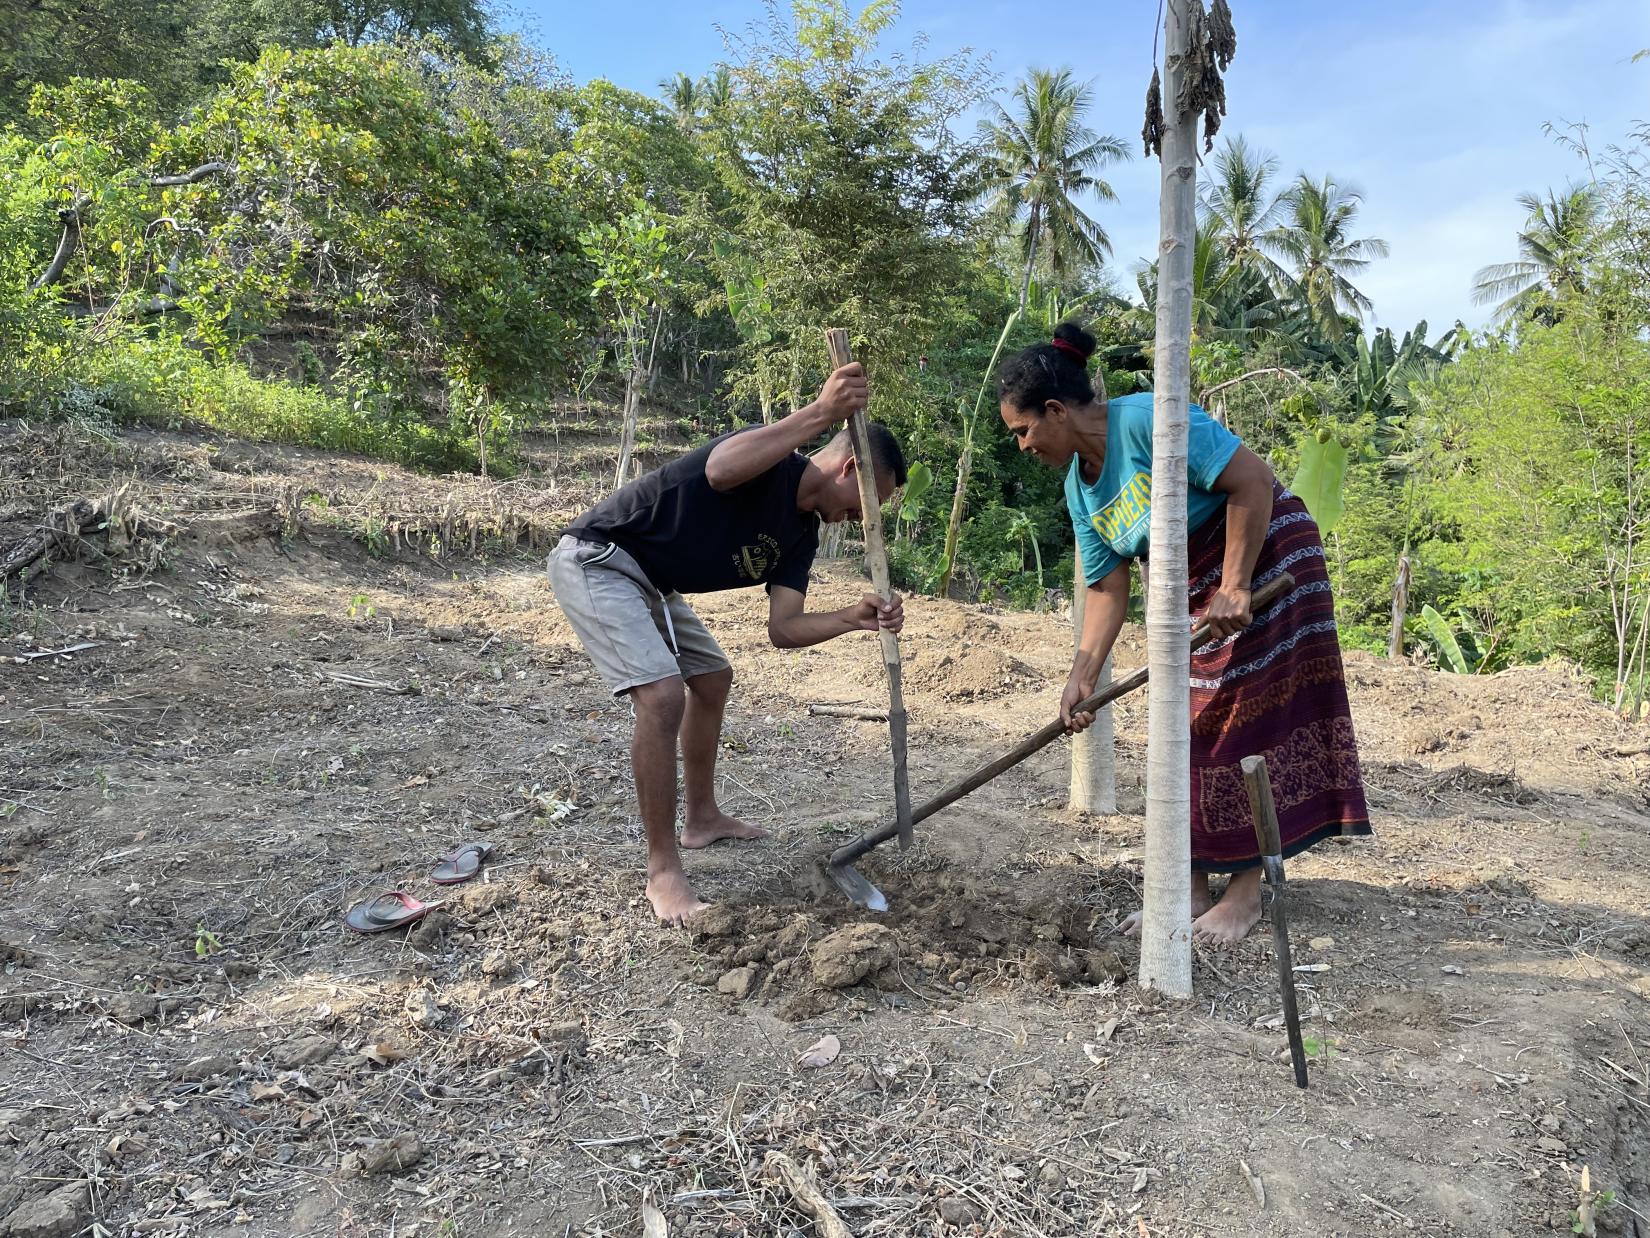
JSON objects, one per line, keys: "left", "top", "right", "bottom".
{"left": 403, "top": 989, "right": 442, "bottom": 1028}
{"left": 0, "top": 1181, "right": 91, "bottom": 1238}
{"left": 273, "top": 1035, "right": 337, "bottom": 1069}
{"left": 717, "top": 965, "right": 761, "bottom": 1000}
{"left": 341, "top": 1136, "right": 424, "bottom": 1177}
{"left": 102, "top": 993, "right": 158, "bottom": 1026}
{"left": 810, "top": 923, "right": 898, "bottom": 988}
{"left": 175, "top": 1054, "right": 237, "bottom": 1081}
{"left": 937, "top": 1197, "right": 978, "bottom": 1226}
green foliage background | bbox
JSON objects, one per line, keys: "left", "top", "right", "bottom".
{"left": 3, "top": 0, "right": 1649, "bottom": 705}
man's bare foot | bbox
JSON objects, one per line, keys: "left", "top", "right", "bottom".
{"left": 680, "top": 811, "right": 769, "bottom": 850}
{"left": 646, "top": 869, "right": 711, "bottom": 925}
{"left": 1192, "top": 868, "right": 1264, "bottom": 946}
{"left": 1119, "top": 873, "right": 1214, "bottom": 936}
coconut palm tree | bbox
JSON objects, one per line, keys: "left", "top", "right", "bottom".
{"left": 1264, "top": 174, "right": 1389, "bottom": 336}
{"left": 1200, "top": 135, "right": 1288, "bottom": 287}
{"left": 701, "top": 66, "right": 733, "bottom": 114}
{"left": 660, "top": 72, "right": 699, "bottom": 129}
{"left": 1470, "top": 185, "right": 1598, "bottom": 319}
{"left": 1132, "top": 222, "right": 1290, "bottom": 347}
{"left": 974, "top": 68, "right": 1130, "bottom": 310}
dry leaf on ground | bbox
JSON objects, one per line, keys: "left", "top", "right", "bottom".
{"left": 641, "top": 1189, "right": 668, "bottom": 1238}
{"left": 797, "top": 1034, "right": 841, "bottom": 1070}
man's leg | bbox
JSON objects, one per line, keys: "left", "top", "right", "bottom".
{"left": 679, "top": 667, "right": 768, "bottom": 849}
{"left": 628, "top": 676, "right": 706, "bottom": 925}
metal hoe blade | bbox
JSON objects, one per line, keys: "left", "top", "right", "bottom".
{"left": 823, "top": 859, "right": 887, "bottom": 913}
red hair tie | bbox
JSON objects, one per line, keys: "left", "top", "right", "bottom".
{"left": 1050, "top": 338, "right": 1089, "bottom": 364}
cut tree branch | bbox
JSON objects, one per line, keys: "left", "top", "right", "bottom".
{"left": 29, "top": 198, "right": 90, "bottom": 290}
{"left": 30, "top": 162, "right": 228, "bottom": 291}
{"left": 0, "top": 498, "right": 103, "bottom": 584}
{"left": 149, "top": 161, "right": 228, "bottom": 188}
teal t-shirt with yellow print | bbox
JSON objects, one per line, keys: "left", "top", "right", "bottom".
{"left": 1066, "top": 392, "right": 1241, "bottom": 586}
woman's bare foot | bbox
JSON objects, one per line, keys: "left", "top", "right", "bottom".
{"left": 680, "top": 811, "right": 769, "bottom": 850}
{"left": 645, "top": 869, "right": 711, "bottom": 925}
{"left": 1120, "top": 872, "right": 1215, "bottom": 936}
{"left": 1192, "top": 868, "right": 1264, "bottom": 945}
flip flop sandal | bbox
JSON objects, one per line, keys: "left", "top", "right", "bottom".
{"left": 343, "top": 891, "right": 442, "bottom": 934}
{"left": 430, "top": 841, "right": 494, "bottom": 885}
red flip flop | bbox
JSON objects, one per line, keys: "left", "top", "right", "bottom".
{"left": 343, "top": 891, "right": 442, "bottom": 934}
{"left": 430, "top": 841, "right": 494, "bottom": 885}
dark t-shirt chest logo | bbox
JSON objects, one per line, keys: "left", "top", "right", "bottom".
{"left": 733, "top": 533, "right": 782, "bottom": 581}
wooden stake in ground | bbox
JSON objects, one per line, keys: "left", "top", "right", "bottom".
{"left": 1069, "top": 553, "right": 1117, "bottom": 814}
{"left": 823, "top": 329, "right": 912, "bottom": 847}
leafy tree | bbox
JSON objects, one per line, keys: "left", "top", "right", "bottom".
{"left": 973, "top": 67, "right": 1129, "bottom": 310}
{"left": 0, "top": 0, "right": 494, "bottom": 116}
{"left": 1, "top": 0, "right": 198, "bottom": 114}
{"left": 1430, "top": 312, "right": 1650, "bottom": 707}
{"left": 704, "top": 0, "right": 989, "bottom": 419}
{"left": 584, "top": 211, "right": 673, "bottom": 487}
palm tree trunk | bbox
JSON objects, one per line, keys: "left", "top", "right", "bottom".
{"left": 1019, "top": 203, "right": 1041, "bottom": 313}
{"left": 1069, "top": 555, "right": 1118, "bottom": 814}
{"left": 1140, "top": 0, "right": 1198, "bottom": 998}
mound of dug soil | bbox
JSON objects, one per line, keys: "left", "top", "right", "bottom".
{"left": 688, "top": 870, "right": 1128, "bottom": 1019}
{"left": 861, "top": 643, "right": 1041, "bottom": 700}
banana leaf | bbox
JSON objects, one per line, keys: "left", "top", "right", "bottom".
{"left": 1418, "top": 603, "right": 1469, "bottom": 674}
{"left": 1292, "top": 432, "right": 1349, "bottom": 534}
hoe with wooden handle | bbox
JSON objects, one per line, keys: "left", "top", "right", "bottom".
{"left": 824, "top": 328, "right": 913, "bottom": 853}
{"left": 822, "top": 571, "right": 1296, "bottom": 912}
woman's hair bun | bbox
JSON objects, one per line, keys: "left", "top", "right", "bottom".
{"left": 1052, "top": 321, "right": 1096, "bottom": 362}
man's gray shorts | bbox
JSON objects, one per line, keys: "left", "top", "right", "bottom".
{"left": 548, "top": 535, "right": 731, "bottom": 695}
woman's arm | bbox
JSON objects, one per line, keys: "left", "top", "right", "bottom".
{"left": 704, "top": 364, "right": 865, "bottom": 491}
{"left": 1204, "top": 444, "right": 1276, "bottom": 639}
{"left": 1063, "top": 561, "right": 1130, "bottom": 731}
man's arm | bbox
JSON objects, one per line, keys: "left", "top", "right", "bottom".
{"left": 704, "top": 364, "right": 866, "bottom": 492}
{"left": 766, "top": 584, "right": 904, "bottom": 649}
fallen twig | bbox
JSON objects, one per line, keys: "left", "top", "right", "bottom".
{"left": 764, "top": 1151, "right": 853, "bottom": 1238}
{"left": 14, "top": 642, "right": 104, "bottom": 662}
{"left": 807, "top": 704, "right": 889, "bottom": 722}
{"left": 313, "top": 669, "right": 418, "bottom": 695}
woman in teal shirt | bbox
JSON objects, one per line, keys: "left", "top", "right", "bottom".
{"left": 998, "top": 323, "right": 1371, "bottom": 944}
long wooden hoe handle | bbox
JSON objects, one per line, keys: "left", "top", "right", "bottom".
{"left": 828, "top": 570, "right": 1296, "bottom": 869}
{"left": 824, "top": 328, "right": 913, "bottom": 848}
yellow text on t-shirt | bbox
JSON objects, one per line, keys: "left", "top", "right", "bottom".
{"left": 1092, "top": 471, "right": 1153, "bottom": 545}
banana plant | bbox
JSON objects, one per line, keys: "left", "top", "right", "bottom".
{"left": 894, "top": 460, "right": 932, "bottom": 541}
{"left": 1007, "top": 510, "right": 1045, "bottom": 606}
{"left": 1291, "top": 426, "right": 1350, "bottom": 534}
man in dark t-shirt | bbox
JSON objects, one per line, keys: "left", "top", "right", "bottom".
{"left": 548, "top": 363, "right": 907, "bottom": 924}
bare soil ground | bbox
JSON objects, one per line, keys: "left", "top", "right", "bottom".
{"left": 2, "top": 422, "right": 1648, "bottom": 1238}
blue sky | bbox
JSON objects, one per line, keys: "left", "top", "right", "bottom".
{"left": 523, "top": 1, "right": 1648, "bottom": 335}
